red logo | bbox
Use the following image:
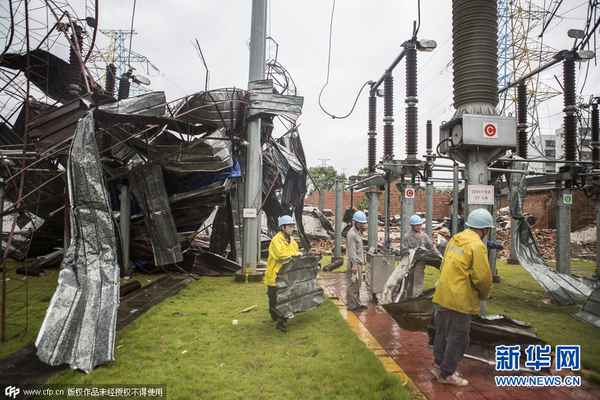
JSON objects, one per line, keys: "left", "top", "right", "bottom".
{"left": 406, "top": 189, "right": 414, "bottom": 198}
{"left": 484, "top": 124, "right": 497, "bottom": 137}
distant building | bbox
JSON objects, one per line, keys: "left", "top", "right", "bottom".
{"left": 528, "top": 125, "right": 592, "bottom": 174}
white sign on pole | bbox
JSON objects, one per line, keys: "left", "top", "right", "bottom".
{"left": 405, "top": 188, "right": 415, "bottom": 199}
{"left": 468, "top": 185, "right": 494, "bottom": 205}
{"left": 243, "top": 208, "right": 257, "bottom": 218}
{"left": 563, "top": 194, "right": 573, "bottom": 204}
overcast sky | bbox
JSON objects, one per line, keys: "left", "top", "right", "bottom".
{"left": 85, "top": 1, "right": 600, "bottom": 176}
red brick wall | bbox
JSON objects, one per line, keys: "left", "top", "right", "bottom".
{"left": 305, "top": 186, "right": 452, "bottom": 221}
{"left": 499, "top": 189, "right": 594, "bottom": 231}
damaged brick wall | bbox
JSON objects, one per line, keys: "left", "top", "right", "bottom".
{"left": 499, "top": 189, "right": 595, "bottom": 231}
{"left": 305, "top": 186, "right": 452, "bottom": 220}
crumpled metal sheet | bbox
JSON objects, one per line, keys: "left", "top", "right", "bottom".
{"left": 100, "top": 91, "right": 166, "bottom": 117}
{"left": 274, "top": 254, "right": 324, "bottom": 319}
{"left": 30, "top": 248, "right": 64, "bottom": 270}
{"left": 35, "top": 111, "right": 120, "bottom": 373}
{"left": 380, "top": 247, "right": 442, "bottom": 305}
{"left": 128, "top": 158, "right": 183, "bottom": 266}
{"left": 572, "top": 286, "right": 600, "bottom": 329}
{"left": 110, "top": 127, "right": 233, "bottom": 173}
{"left": 173, "top": 88, "right": 247, "bottom": 130}
{"left": 508, "top": 160, "right": 595, "bottom": 306}
{"left": 247, "top": 80, "right": 304, "bottom": 122}
{"left": 382, "top": 288, "right": 435, "bottom": 331}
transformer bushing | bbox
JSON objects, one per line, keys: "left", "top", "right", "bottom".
{"left": 517, "top": 82, "right": 528, "bottom": 158}
{"left": 592, "top": 103, "right": 599, "bottom": 165}
{"left": 452, "top": 0, "right": 499, "bottom": 112}
{"left": 68, "top": 25, "right": 84, "bottom": 99}
{"left": 563, "top": 58, "right": 576, "bottom": 162}
{"left": 426, "top": 120, "right": 433, "bottom": 178}
{"left": 383, "top": 73, "right": 394, "bottom": 158}
{"left": 368, "top": 93, "right": 377, "bottom": 173}
{"left": 405, "top": 44, "right": 418, "bottom": 158}
{"left": 105, "top": 63, "right": 117, "bottom": 98}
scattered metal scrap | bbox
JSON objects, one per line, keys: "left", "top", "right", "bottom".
{"left": 572, "top": 287, "right": 600, "bottom": 329}
{"left": 274, "top": 254, "right": 324, "bottom": 319}
{"left": 508, "top": 160, "right": 596, "bottom": 306}
{"left": 1, "top": 1, "right": 311, "bottom": 369}
{"left": 380, "top": 247, "right": 442, "bottom": 304}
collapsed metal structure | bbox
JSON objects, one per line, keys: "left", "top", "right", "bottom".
{"left": 0, "top": 1, "right": 311, "bottom": 371}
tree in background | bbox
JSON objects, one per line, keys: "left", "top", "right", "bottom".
{"left": 308, "top": 166, "right": 346, "bottom": 192}
{"left": 357, "top": 166, "right": 369, "bottom": 176}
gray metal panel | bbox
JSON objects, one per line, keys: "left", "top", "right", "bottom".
{"left": 247, "top": 80, "right": 304, "bottom": 122}
{"left": 35, "top": 111, "right": 120, "bottom": 373}
{"left": 572, "top": 286, "right": 600, "bottom": 329}
{"left": 100, "top": 91, "right": 166, "bottom": 116}
{"left": 380, "top": 247, "right": 442, "bottom": 304}
{"left": 365, "top": 253, "right": 396, "bottom": 294}
{"left": 508, "top": 159, "right": 596, "bottom": 306}
{"left": 129, "top": 159, "right": 183, "bottom": 266}
{"left": 274, "top": 254, "right": 324, "bottom": 319}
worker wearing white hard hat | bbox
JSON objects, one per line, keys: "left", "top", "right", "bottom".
{"left": 346, "top": 211, "right": 368, "bottom": 312}
{"left": 430, "top": 208, "right": 493, "bottom": 387}
{"left": 401, "top": 214, "right": 442, "bottom": 298}
{"left": 265, "top": 215, "right": 299, "bottom": 332}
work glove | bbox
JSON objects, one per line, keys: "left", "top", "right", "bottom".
{"left": 351, "top": 272, "right": 359, "bottom": 283}
{"left": 487, "top": 241, "right": 503, "bottom": 250}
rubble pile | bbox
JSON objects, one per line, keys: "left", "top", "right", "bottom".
{"left": 305, "top": 210, "right": 597, "bottom": 263}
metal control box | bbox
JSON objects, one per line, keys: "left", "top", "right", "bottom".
{"left": 439, "top": 114, "right": 516, "bottom": 153}
{"left": 365, "top": 253, "right": 396, "bottom": 294}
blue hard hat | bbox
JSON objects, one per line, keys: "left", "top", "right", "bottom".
{"left": 352, "top": 211, "right": 367, "bottom": 223}
{"left": 409, "top": 215, "right": 423, "bottom": 225}
{"left": 278, "top": 215, "right": 295, "bottom": 228}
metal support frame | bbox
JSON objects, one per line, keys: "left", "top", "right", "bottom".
{"left": 366, "top": 191, "right": 381, "bottom": 253}
{"left": 426, "top": 181, "right": 433, "bottom": 239}
{"left": 596, "top": 196, "right": 600, "bottom": 277}
{"left": 119, "top": 183, "right": 131, "bottom": 275}
{"left": 552, "top": 185, "right": 573, "bottom": 275}
{"left": 398, "top": 181, "right": 417, "bottom": 242}
{"left": 333, "top": 178, "right": 343, "bottom": 260}
{"left": 383, "top": 176, "right": 391, "bottom": 253}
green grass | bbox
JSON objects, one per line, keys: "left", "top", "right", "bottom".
{"left": 0, "top": 258, "right": 165, "bottom": 358}
{"left": 423, "top": 260, "right": 600, "bottom": 373}
{"left": 47, "top": 277, "right": 410, "bottom": 400}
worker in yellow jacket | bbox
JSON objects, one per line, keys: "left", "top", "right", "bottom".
{"left": 431, "top": 208, "right": 493, "bottom": 387}
{"left": 264, "top": 215, "right": 299, "bottom": 332}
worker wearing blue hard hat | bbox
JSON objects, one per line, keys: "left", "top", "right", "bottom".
{"left": 401, "top": 214, "right": 442, "bottom": 298}
{"left": 264, "top": 215, "right": 299, "bottom": 332}
{"left": 346, "top": 211, "right": 368, "bottom": 312}
{"left": 430, "top": 208, "right": 493, "bottom": 387}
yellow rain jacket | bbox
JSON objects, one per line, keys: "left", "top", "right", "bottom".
{"left": 432, "top": 229, "right": 492, "bottom": 315}
{"left": 264, "top": 231, "right": 299, "bottom": 286}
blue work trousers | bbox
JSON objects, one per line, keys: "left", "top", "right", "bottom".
{"left": 433, "top": 304, "right": 471, "bottom": 379}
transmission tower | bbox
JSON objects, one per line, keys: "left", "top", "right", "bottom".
{"left": 89, "top": 29, "right": 158, "bottom": 96}
{"left": 497, "top": 0, "right": 562, "bottom": 162}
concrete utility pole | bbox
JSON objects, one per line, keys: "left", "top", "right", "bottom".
{"left": 366, "top": 191, "right": 381, "bottom": 253}
{"left": 241, "top": 0, "right": 267, "bottom": 281}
